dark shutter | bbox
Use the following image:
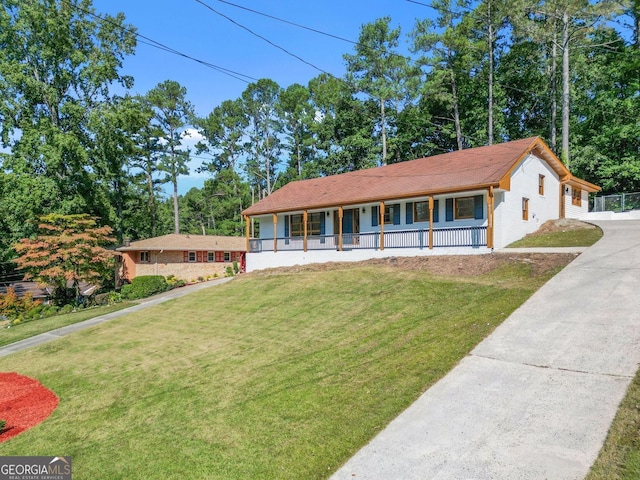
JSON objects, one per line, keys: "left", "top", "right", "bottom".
{"left": 183, "top": 251, "right": 189, "bottom": 263}
{"left": 474, "top": 195, "right": 484, "bottom": 219}
{"left": 445, "top": 199, "right": 454, "bottom": 222}
{"left": 196, "top": 251, "right": 203, "bottom": 263}
{"left": 393, "top": 204, "right": 400, "bottom": 225}
{"left": 371, "top": 205, "right": 379, "bottom": 227}
{"left": 406, "top": 202, "right": 413, "bottom": 225}
{"left": 433, "top": 199, "right": 440, "bottom": 223}
{"left": 284, "top": 215, "right": 289, "bottom": 237}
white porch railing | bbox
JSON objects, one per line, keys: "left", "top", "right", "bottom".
{"left": 249, "top": 226, "right": 487, "bottom": 253}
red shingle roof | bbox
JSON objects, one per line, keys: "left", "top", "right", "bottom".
{"left": 242, "top": 137, "right": 598, "bottom": 216}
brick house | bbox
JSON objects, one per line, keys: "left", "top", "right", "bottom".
{"left": 117, "top": 234, "right": 246, "bottom": 283}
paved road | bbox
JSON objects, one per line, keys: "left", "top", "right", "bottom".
{"left": 332, "top": 220, "right": 640, "bottom": 480}
{"left": 0, "top": 277, "right": 233, "bottom": 358}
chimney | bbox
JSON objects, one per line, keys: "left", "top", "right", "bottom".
{"left": 124, "top": 238, "right": 131, "bottom": 247}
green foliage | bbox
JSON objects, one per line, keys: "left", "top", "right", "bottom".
{"left": 0, "top": 419, "right": 6, "bottom": 431}
{"left": 225, "top": 266, "right": 234, "bottom": 277}
{"left": 164, "top": 275, "right": 186, "bottom": 289}
{"left": 0, "top": 288, "right": 41, "bottom": 319}
{"left": 233, "top": 261, "right": 239, "bottom": 274}
{"left": 121, "top": 275, "right": 169, "bottom": 300}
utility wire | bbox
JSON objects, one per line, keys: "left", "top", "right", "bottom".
{"left": 67, "top": 0, "right": 257, "bottom": 84}
{"left": 194, "top": 0, "right": 334, "bottom": 76}
{"left": 216, "top": 0, "right": 358, "bottom": 46}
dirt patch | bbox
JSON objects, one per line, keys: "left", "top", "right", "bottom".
{"left": 247, "top": 220, "right": 593, "bottom": 278}
{"left": 0, "top": 372, "right": 59, "bottom": 443}
{"left": 248, "top": 252, "right": 578, "bottom": 278}
{"left": 532, "top": 218, "right": 598, "bottom": 234}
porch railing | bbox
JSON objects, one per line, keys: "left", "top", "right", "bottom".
{"left": 248, "top": 226, "right": 487, "bottom": 253}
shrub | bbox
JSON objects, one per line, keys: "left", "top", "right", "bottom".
{"left": 58, "top": 304, "right": 74, "bottom": 315}
{"left": 0, "top": 419, "right": 6, "bottom": 431}
{"left": 121, "top": 275, "right": 169, "bottom": 300}
{"left": 0, "top": 288, "right": 42, "bottom": 319}
{"left": 233, "top": 261, "right": 239, "bottom": 274}
{"left": 225, "top": 266, "right": 234, "bottom": 277}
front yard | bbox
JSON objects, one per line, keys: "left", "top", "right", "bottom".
{"left": 0, "top": 255, "right": 572, "bottom": 478}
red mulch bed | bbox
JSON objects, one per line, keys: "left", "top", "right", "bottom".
{"left": 0, "top": 372, "right": 59, "bottom": 443}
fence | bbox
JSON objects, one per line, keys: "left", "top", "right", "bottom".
{"left": 248, "top": 226, "right": 487, "bottom": 253}
{"left": 592, "top": 192, "right": 640, "bottom": 212}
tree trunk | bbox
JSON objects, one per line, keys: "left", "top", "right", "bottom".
{"left": 561, "top": 10, "right": 570, "bottom": 166}
{"left": 550, "top": 25, "right": 558, "bottom": 153}
{"left": 381, "top": 98, "right": 387, "bottom": 165}
{"left": 487, "top": 0, "right": 494, "bottom": 145}
{"left": 173, "top": 173, "right": 179, "bottom": 234}
{"left": 451, "top": 69, "right": 463, "bottom": 151}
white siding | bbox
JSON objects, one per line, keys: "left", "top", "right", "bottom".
{"left": 246, "top": 246, "right": 491, "bottom": 272}
{"left": 493, "top": 154, "right": 562, "bottom": 248}
{"left": 564, "top": 187, "right": 590, "bottom": 219}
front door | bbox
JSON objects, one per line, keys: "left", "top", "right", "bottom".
{"left": 335, "top": 208, "right": 360, "bottom": 244}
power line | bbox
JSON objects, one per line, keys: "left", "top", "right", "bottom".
{"left": 67, "top": 0, "right": 257, "bottom": 84}
{"left": 216, "top": 0, "right": 358, "bottom": 46}
{"left": 194, "top": 0, "right": 335, "bottom": 77}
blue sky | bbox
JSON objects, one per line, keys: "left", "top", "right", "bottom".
{"left": 90, "top": 0, "right": 436, "bottom": 194}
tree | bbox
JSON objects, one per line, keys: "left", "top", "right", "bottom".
{"left": 278, "top": 83, "right": 315, "bottom": 180}
{"left": 0, "top": 0, "right": 136, "bottom": 213}
{"left": 344, "top": 17, "right": 419, "bottom": 165}
{"left": 307, "top": 73, "right": 377, "bottom": 175}
{"left": 146, "top": 80, "right": 194, "bottom": 234}
{"left": 411, "top": 0, "right": 475, "bottom": 151}
{"left": 13, "top": 214, "right": 115, "bottom": 305}
{"left": 194, "top": 98, "right": 248, "bottom": 174}
{"left": 512, "top": 0, "right": 623, "bottom": 165}
{"left": 242, "top": 79, "right": 283, "bottom": 196}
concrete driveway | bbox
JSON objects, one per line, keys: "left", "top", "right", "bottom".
{"left": 331, "top": 220, "right": 640, "bottom": 480}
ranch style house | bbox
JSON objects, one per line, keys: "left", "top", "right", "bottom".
{"left": 241, "top": 137, "right": 600, "bottom": 272}
{"left": 117, "top": 234, "right": 246, "bottom": 282}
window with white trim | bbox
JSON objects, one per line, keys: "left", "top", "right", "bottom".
{"left": 140, "top": 251, "right": 150, "bottom": 263}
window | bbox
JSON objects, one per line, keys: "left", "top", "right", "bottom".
{"left": 139, "top": 251, "right": 150, "bottom": 263}
{"left": 207, "top": 252, "right": 214, "bottom": 262}
{"left": 572, "top": 187, "right": 582, "bottom": 206}
{"left": 224, "top": 252, "right": 231, "bottom": 262}
{"left": 290, "top": 212, "right": 323, "bottom": 237}
{"left": 522, "top": 198, "right": 529, "bottom": 221}
{"left": 455, "top": 197, "right": 475, "bottom": 219}
{"left": 188, "top": 251, "right": 196, "bottom": 263}
{"left": 383, "top": 204, "right": 395, "bottom": 224}
{"left": 414, "top": 201, "right": 429, "bottom": 222}
{"left": 539, "top": 175, "right": 545, "bottom": 195}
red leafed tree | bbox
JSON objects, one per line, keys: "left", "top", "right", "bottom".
{"left": 13, "top": 214, "right": 115, "bottom": 305}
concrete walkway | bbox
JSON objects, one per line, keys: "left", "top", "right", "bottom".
{"left": 0, "top": 277, "right": 233, "bottom": 358}
{"left": 332, "top": 220, "right": 640, "bottom": 480}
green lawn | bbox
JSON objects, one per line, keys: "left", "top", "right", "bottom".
{"left": 0, "top": 261, "right": 568, "bottom": 479}
{"left": 0, "top": 303, "right": 134, "bottom": 347}
{"left": 587, "top": 369, "right": 640, "bottom": 480}
{"left": 507, "top": 225, "right": 603, "bottom": 248}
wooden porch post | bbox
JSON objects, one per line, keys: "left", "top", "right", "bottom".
{"left": 560, "top": 183, "right": 566, "bottom": 219}
{"left": 379, "top": 202, "right": 385, "bottom": 251}
{"left": 487, "top": 187, "right": 494, "bottom": 249}
{"left": 428, "top": 196, "right": 434, "bottom": 250}
{"left": 338, "top": 207, "right": 343, "bottom": 251}
{"left": 273, "top": 214, "right": 278, "bottom": 253}
{"left": 244, "top": 215, "right": 250, "bottom": 252}
{"left": 303, "top": 210, "right": 308, "bottom": 252}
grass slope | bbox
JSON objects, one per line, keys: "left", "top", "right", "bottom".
{"left": 0, "top": 262, "right": 566, "bottom": 479}
{"left": 0, "top": 303, "right": 134, "bottom": 347}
